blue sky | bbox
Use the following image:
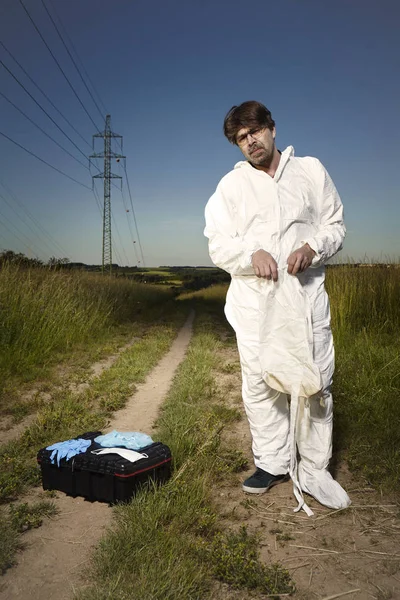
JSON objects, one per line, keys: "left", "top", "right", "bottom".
{"left": 0, "top": 0, "right": 399, "bottom": 266}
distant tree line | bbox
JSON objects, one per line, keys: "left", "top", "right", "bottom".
{"left": 0, "top": 250, "right": 71, "bottom": 269}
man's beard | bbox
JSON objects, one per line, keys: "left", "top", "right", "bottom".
{"left": 248, "top": 144, "right": 273, "bottom": 167}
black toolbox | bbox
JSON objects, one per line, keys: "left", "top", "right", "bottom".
{"left": 37, "top": 431, "right": 172, "bottom": 503}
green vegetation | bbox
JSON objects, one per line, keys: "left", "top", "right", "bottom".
{"left": 326, "top": 266, "right": 400, "bottom": 489}
{"left": 78, "top": 303, "right": 292, "bottom": 599}
{"left": 121, "top": 266, "right": 230, "bottom": 291}
{"left": 0, "top": 262, "right": 176, "bottom": 389}
{"left": 8, "top": 499, "right": 58, "bottom": 533}
{"left": 208, "top": 526, "right": 292, "bottom": 592}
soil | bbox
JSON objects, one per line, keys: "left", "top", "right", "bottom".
{"left": 213, "top": 344, "right": 400, "bottom": 600}
{"left": 0, "top": 311, "right": 194, "bottom": 600}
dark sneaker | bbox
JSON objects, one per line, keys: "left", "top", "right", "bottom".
{"left": 242, "top": 468, "right": 289, "bottom": 494}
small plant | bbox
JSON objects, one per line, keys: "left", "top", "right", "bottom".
{"left": 209, "top": 526, "right": 293, "bottom": 594}
{"left": 192, "top": 507, "right": 217, "bottom": 537}
{"left": 9, "top": 500, "right": 58, "bottom": 533}
{"left": 216, "top": 448, "right": 248, "bottom": 473}
{"left": 44, "top": 489, "right": 57, "bottom": 498}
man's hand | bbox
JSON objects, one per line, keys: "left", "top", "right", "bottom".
{"left": 251, "top": 249, "right": 278, "bottom": 281}
{"left": 287, "top": 243, "right": 316, "bottom": 275}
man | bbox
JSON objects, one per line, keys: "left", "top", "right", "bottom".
{"left": 204, "top": 101, "right": 350, "bottom": 511}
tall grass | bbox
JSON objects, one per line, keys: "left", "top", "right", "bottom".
{"left": 326, "top": 265, "right": 400, "bottom": 337}
{"left": 0, "top": 263, "right": 174, "bottom": 384}
{"left": 326, "top": 266, "right": 400, "bottom": 489}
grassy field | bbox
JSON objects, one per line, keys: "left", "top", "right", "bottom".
{"left": 0, "top": 263, "right": 176, "bottom": 394}
{"left": 1, "top": 263, "right": 399, "bottom": 588}
{"left": 326, "top": 266, "right": 400, "bottom": 489}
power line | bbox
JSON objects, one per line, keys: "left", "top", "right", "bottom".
{"left": 111, "top": 212, "right": 131, "bottom": 267}
{"left": 110, "top": 220, "right": 124, "bottom": 266}
{"left": 0, "top": 204, "right": 45, "bottom": 258}
{"left": 122, "top": 162, "right": 146, "bottom": 266}
{"left": 0, "top": 190, "right": 61, "bottom": 259}
{"left": 91, "top": 184, "right": 103, "bottom": 217}
{"left": 0, "top": 214, "right": 40, "bottom": 258}
{"left": 40, "top": 0, "right": 104, "bottom": 122}
{"left": 0, "top": 39, "right": 92, "bottom": 150}
{"left": 0, "top": 90, "right": 88, "bottom": 170}
{"left": 1, "top": 57, "right": 110, "bottom": 233}
{"left": 0, "top": 60, "right": 106, "bottom": 182}
{"left": 117, "top": 162, "right": 141, "bottom": 265}
{"left": 47, "top": 0, "right": 108, "bottom": 116}
{"left": 0, "top": 177, "right": 70, "bottom": 258}
{"left": 118, "top": 185, "right": 139, "bottom": 265}
{"left": 1, "top": 59, "right": 91, "bottom": 164}
{"left": 18, "top": 0, "right": 102, "bottom": 132}
{"left": 0, "top": 130, "right": 92, "bottom": 189}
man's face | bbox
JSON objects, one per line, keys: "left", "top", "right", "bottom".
{"left": 236, "top": 126, "right": 276, "bottom": 167}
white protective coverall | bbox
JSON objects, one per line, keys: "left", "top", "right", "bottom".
{"left": 204, "top": 145, "right": 350, "bottom": 512}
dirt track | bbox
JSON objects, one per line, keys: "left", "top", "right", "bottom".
{"left": 0, "top": 311, "right": 194, "bottom": 600}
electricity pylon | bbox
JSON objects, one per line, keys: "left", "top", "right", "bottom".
{"left": 90, "top": 115, "right": 125, "bottom": 273}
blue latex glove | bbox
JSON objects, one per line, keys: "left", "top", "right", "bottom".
{"left": 46, "top": 438, "right": 91, "bottom": 466}
{"left": 94, "top": 430, "right": 153, "bottom": 450}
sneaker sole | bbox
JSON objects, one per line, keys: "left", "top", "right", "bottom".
{"left": 242, "top": 474, "right": 289, "bottom": 494}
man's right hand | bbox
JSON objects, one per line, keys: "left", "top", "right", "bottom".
{"left": 251, "top": 249, "right": 278, "bottom": 281}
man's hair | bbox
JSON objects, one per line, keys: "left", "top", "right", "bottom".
{"left": 223, "top": 101, "right": 275, "bottom": 145}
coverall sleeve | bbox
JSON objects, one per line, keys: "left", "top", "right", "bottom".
{"left": 204, "top": 183, "right": 261, "bottom": 276}
{"left": 303, "top": 160, "right": 346, "bottom": 267}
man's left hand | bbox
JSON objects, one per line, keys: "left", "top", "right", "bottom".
{"left": 287, "top": 244, "right": 316, "bottom": 275}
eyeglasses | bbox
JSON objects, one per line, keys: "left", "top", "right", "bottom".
{"left": 236, "top": 127, "right": 265, "bottom": 146}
